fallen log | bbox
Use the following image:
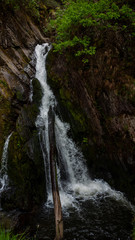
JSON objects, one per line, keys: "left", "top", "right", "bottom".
{"left": 48, "top": 107, "right": 63, "bottom": 240}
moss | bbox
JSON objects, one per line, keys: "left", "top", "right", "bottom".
{"left": 47, "top": 42, "right": 135, "bottom": 202}
{"left": 0, "top": 94, "right": 15, "bottom": 160}
{"left": 0, "top": 76, "right": 12, "bottom": 99}
{"left": 67, "top": 101, "right": 87, "bottom": 132}
{"left": 16, "top": 103, "right": 39, "bottom": 143}
{"left": 15, "top": 78, "right": 42, "bottom": 142}
{"left": 47, "top": 52, "right": 91, "bottom": 142}
{"left": 0, "top": 80, "right": 8, "bottom": 88}
{"left": 58, "top": 86, "right": 88, "bottom": 135}
{"left": 15, "top": 80, "right": 42, "bottom": 143}
{"left": 59, "top": 88, "right": 70, "bottom": 100}
{"left": 1, "top": 76, "right": 45, "bottom": 210}
{"left": 47, "top": 74, "right": 61, "bottom": 90}
{"left": 58, "top": 86, "right": 97, "bottom": 165}
{"left": 16, "top": 90, "right": 23, "bottom": 101}
{"left": 8, "top": 132, "right": 24, "bottom": 181}
{"left": 32, "top": 78, "right": 42, "bottom": 107}
{"left": 7, "top": 129, "right": 45, "bottom": 210}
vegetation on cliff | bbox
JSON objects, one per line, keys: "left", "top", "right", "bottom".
{"left": 1, "top": 0, "right": 40, "bottom": 17}
{"left": 0, "top": 229, "right": 26, "bottom": 240}
{"left": 1, "top": 0, "right": 60, "bottom": 19}
{"left": 0, "top": 0, "right": 135, "bottom": 238}
{"left": 49, "top": 0, "right": 135, "bottom": 61}
{"left": 47, "top": 0, "right": 135, "bottom": 203}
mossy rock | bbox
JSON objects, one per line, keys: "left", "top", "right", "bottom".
{"left": 0, "top": 95, "right": 16, "bottom": 160}
{"left": 1, "top": 77, "right": 45, "bottom": 211}
{"left": 47, "top": 46, "right": 135, "bottom": 202}
{"left": 32, "top": 78, "right": 43, "bottom": 107}
{"left": 5, "top": 130, "right": 45, "bottom": 211}
{"left": 0, "top": 212, "right": 15, "bottom": 230}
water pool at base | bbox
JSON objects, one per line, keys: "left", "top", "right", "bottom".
{"left": 35, "top": 195, "right": 133, "bottom": 240}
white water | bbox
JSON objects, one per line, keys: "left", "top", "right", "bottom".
{"left": 35, "top": 43, "right": 134, "bottom": 212}
{"left": 29, "top": 79, "right": 33, "bottom": 102}
{"left": 0, "top": 133, "right": 12, "bottom": 193}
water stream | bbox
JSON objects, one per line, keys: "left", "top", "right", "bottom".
{"left": 35, "top": 43, "right": 134, "bottom": 240}
{"left": 0, "top": 133, "right": 12, "bottom": 194}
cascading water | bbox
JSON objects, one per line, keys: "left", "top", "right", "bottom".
{"left": 29, "top": 79, "right": 33, "bottom": 102}
{"left": 0, "top": 133, "right": 12, "bottom": 193}
{"left": 34, "top": 43, "right": 134, "bottom": 240}
{"left": 35, "top": 43, "right": 55, "bottom": 200}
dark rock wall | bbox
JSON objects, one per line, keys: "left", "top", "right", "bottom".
{"left": 0, "top": 7, "right": 45, "bottom": 156}
{"left": 2, "top": 79, "right": 46, "bottom": 210}
{"left": 0, "top": 1, "right": 135, "bottom": 211}
{"left": 47, "top": 29, "right": 135, "bottom": 201}
{"left": 0, "top": 7, "right": 47, "bottom": 210}
{"left": 0, "top": 0, "right": 61, "bottom": 212}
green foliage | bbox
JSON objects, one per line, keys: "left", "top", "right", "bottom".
{"left": 83, "top": 137, "right": 88, "bottom": 144}
{"left": 0, "top": 229, "right": 26, "bottom": 240}
{"left": 50, "top": 0, "right": 135, "bottom": 59}
{"left": 0, "top": 80, "right": 8, "bottom": 88}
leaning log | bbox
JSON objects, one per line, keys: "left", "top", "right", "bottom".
{"left": 48, "top": 107, "right": 63, "bottom": 240}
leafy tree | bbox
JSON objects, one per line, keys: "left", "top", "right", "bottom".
{"left": 49, "top": 0, "right": 135, "bottom": 59}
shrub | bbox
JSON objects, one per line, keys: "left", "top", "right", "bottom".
{"left": 49, "top": 0, "right": 135, "bottom": 58}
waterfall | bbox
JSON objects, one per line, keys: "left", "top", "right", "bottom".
{"left": 35, "top": 43, "right": 135, "bottom": 211}
{"left": 0, "top": 133, "right": 12, "bottom": 193}
{"left": 29, "top": 79, "right": 33, "bottom": 102}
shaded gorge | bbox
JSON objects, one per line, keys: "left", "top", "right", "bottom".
{"left": 31, "top": 43, "right": 135, "bottom": 240}
{"left": 0, "top": 43, "right": 134, "bottom": 240}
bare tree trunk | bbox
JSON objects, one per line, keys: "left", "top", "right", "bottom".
{"left": 49, "top": 107, "right": 63, "bottom": 240}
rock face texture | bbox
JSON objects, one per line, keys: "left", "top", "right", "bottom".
{"left": 47, "top": 29, "right": 135, "bottom": 201}
{"left": 0, "top": 6, "right": 47, "bottom": 210}
{"left": 0, "top": 1, "right": 135, "bottom": 212}
{"left": 0, "top": 6, "right": 45, "bottom": 156}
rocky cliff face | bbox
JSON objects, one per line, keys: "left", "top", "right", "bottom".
{"left": 0, "top": 1, "right": 135, "bottom": 213}
{"left": 0, "top": 6, "right": 47, "bottom": 210}
{"left": 0, "top": 6, "right": 45, "bottom": 155}
{"left": 47, "top": 29, "right": 135, "bottom": 201}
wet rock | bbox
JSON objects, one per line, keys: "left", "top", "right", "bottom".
{"left": 4, "top": 80, "right": 45, "bottom": 211}
{"left": 0, "top": 6, "right": 47, "bottom": 160}
{"left": 0, "top": 210, "right": 17, "bottom": 229}
{"left": 0, "top": 6, "right": 47, "bottom": 211}
{"left": 47, "top": 29, "right": 135, "bottom": 201}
